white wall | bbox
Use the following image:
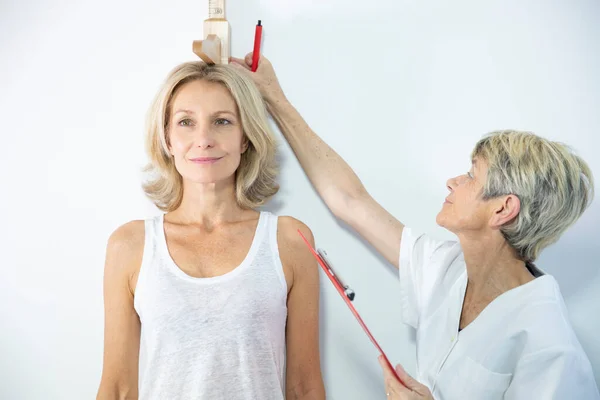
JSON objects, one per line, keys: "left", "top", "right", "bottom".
{"left": 1, "top": 0, "right": 599, "bottom": 398}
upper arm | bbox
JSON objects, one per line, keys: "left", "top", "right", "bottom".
{"left": 505, "top": 347, "right": 600, "bottom": 400}
{"left": 278, "top": 217, "right": 325, "bottom": 399}
{"left": 337, "top": 191, "right": 404, "bottom": 268}
{"left": 97, "top": 221, "right": 144, "bottom": 399}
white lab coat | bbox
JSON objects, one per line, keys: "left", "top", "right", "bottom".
{"left": 398, "top": 227, "right": 600, "bottom": 400}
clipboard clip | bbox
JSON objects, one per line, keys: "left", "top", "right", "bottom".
{"left": 316, "top": 248, "right": 356, "bottom": 301}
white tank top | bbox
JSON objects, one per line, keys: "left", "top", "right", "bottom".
{"left": 133, "top": 211, "right": 288, "bottom": 400}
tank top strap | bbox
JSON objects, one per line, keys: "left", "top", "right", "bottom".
{"left": 133, "top": 214, "right": 161, "bottom": 316}
{"left": 261, "top": 211, "right": 287, "bottom": 294}
{"left": 143, "top": 215, "right": 161, "bottom": 262}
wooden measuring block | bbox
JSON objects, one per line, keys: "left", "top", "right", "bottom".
{"left": 192, "top": 0, "right": 230, "bottom": 64}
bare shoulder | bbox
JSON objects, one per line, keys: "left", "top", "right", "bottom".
{"left": 104, "top": 220, "right": 146, "bottom": 292}
{"left": 276, "top": 216, "right": 317, "bottom": 287}
{"left": 277, "top": 215, "right": 315, "bottom": 254}
{"left": 106, "top": 220, "right": 145, "bottom": 256}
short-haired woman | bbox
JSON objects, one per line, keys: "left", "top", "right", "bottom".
{"left": 231, "top": 53, "right": 600, "bottom": 400}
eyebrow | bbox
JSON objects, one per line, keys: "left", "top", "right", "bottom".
{"left": 173, "top": 109, "right": 236, "bottom": 117}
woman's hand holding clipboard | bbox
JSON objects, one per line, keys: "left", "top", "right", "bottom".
{"left": 297, "top": 229, "right": 404, "bottom": 385}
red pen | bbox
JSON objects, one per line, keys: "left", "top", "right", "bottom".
{"left": 251, "top": 20, "right": 262, "bottom": 72}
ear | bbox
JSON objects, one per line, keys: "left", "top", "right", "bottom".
{"left": 241, "top": 137, "right": 249, "bottom": 154}
{"left": 489, "top": 194, "right": 520, "bottom": 228}
{"left": 165, "top": 128, "right": 174, "bottom": 156}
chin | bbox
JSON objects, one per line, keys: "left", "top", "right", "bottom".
{"left": 178, "top": 165, "right": 237, "bottom": 184}
{"left": 435, "top": 214, "right": 445, "bottom": 228}
{"left": 435, "top": 210, "right": 451, "bottom": 230}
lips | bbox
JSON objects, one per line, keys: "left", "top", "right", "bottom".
{"left": 189, "top": 156, "right": 223, "bottom": 164}
{"left": 190, "top": 157, "right": 222, "bottom": 161}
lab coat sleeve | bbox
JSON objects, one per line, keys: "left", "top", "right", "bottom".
{"left": 504, "top": 347, "right": 600, "bottom": 400}
{"left": 398, "top": 227, "right": 459, "bottom": 329}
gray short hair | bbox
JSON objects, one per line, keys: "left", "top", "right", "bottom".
{"left": 472, "top": 130, "right": 594, "bottom": 262}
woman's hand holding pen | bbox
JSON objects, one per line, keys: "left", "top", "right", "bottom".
{"left": 230, "top": 53, "right": 287, "bottom": 106}
{"left": 378, "top": 356, "right": 434, "bottom": 400}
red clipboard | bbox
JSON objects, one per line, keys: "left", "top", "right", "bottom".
{"left": 297, "top": 230, "right": 403, "bottom": 383}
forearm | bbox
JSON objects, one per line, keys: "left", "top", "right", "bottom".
{"left": 268, "top": 98, "right": 368, "bottom": 216}
{"left": 286, "top": 383, "right": 326, "bottom": 400}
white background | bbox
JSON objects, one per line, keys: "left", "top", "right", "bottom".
{"left": 1, "top": 0, "right": 599, "bottom": 398}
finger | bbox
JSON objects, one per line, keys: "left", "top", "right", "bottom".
{"left": 378, "top": 356, "right": 410, "bottom": 396}
{"left": 229, "top": 56, "right": 244, "bottom": 64}
{"left": 244, "top": 52, "right": 254, "bottom": 66}
{"left": 379, "top": 356, "right": 402, "bottom": 384}
{"left": 394, "top": 364, "right": 427, "bottom": 396}
{"left": 229, "top": 57, "right": 252, "bottom": 70}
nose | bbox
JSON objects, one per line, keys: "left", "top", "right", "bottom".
{"left": 193, "top": 123, "right": 216, "bottom": 149}
{"left": 446, "top": 176, "right": 458, "bottom": 192}
{"left": 447, "top": 174, "right": 469, "bottom": 191}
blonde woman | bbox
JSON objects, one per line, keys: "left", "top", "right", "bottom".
{"left": 96, "top": 62, "right": 325, "bottom": 400}
{"left": 230, "top": 53, "right": 600, "bottom": 399}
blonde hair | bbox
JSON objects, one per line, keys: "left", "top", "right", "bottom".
{"left": 472, "top": 130, "right": 594, "bottom": 262}
{"left": 142, "top": 61, "right": 279, "bottom": 211}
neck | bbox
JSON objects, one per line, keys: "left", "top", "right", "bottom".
{"left": 169, "top": 179, "right": 250, "bottom": 228}
{"left": 458, "top": 230, "right": 534, "bottom": 300}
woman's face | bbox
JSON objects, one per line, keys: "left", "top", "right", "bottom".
{"left": 436, "top": 157, "right": 495, "bottom": 234}
{"left": 167, "top": 79, "right": 247, "bottom": 186}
